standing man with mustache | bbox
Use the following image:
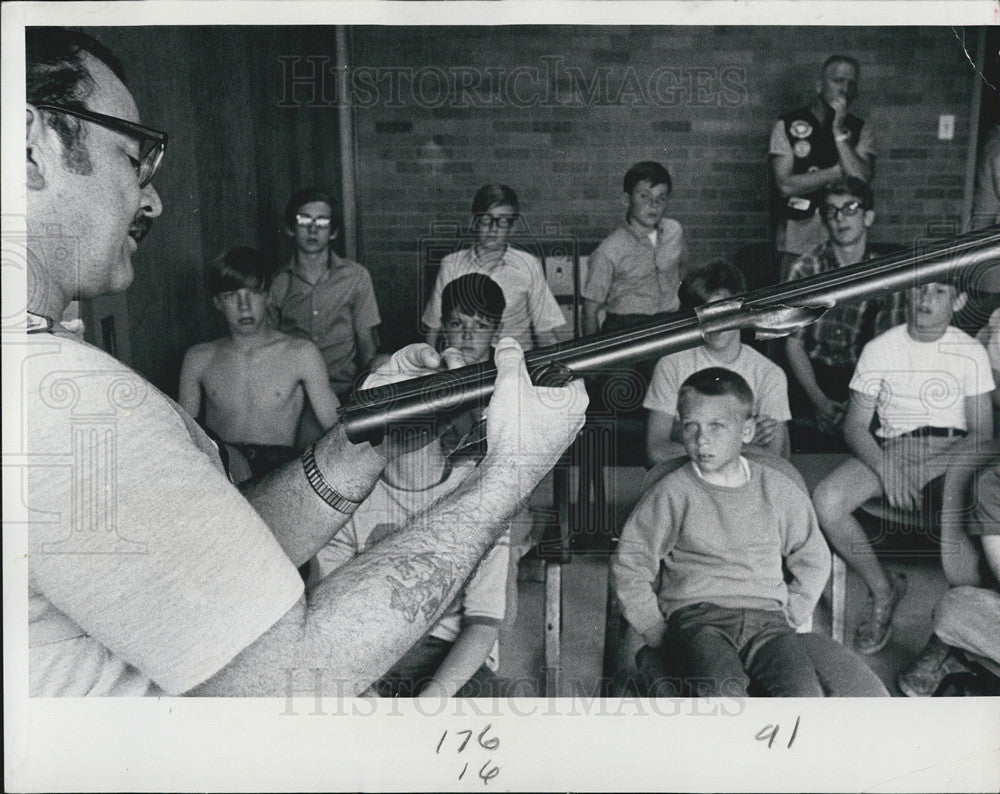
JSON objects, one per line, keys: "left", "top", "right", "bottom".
{"left": 770, "top": 54, "right": 876, "bottom": 281}
{"left": 23, "top": 27, "right": 587, "bottom": 698}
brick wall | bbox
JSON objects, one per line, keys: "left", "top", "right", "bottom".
{"left": 348, "top": 26, "right": 979, "bottom": 350}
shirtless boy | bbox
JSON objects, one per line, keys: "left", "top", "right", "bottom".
{"left": 179, "top": 247, "right": 340, "bottom": 478}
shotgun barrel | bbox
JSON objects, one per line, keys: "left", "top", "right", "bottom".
{"left": 340, "top": 226, "right": 1000, "bottom": 444}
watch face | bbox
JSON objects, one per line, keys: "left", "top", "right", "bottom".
{"left": 789, "top": 119, "right": 813, "bottom": 138}
{"left": 793, "top": 140, "right": 812, "bottom": 158}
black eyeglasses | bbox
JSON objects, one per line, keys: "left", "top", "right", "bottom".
{"left": 475, "top": 214, "right": 518, "bottom": 230}
{"left": 33, "top": 103, "right": 168, "bottom": 188}
{"left": 822, "top": 200, "right": 863, "bottom": 222}
{"left": 295, "top": 215, "right": 333, "bottom": 230}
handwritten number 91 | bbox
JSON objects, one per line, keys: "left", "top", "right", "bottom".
{"left": 756, "top": 716, "right": 800, "bottom": 749}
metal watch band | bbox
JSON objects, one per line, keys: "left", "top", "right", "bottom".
{"left": 301, "top": 442, "right": 363, "bottom": 514}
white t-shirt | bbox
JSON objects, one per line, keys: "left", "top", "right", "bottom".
{"left": 850, "top": 325, "right": 996, "bottom": 438}
{"left": 422, "top": 246, "right": 565, "bottom": 351}
{"left": 25, "top": 332, "right": 304, "bottom": 696}
{"left": 314, "top": 462, "right": 509, "bottom": 670}
{"left": 643, "top": 344, "right": 792, "bottom": 422}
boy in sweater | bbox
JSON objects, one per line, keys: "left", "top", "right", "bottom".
{"left": 613, "top": 367, "right": 831, "bottom": 697}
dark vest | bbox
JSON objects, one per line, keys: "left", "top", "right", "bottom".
{"left": 776, "top": 106, "right": 865, "bottom": 221}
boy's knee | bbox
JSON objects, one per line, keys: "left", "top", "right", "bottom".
{"left": 814, "top": 469, "right": 870, "bottom": 523}
{"left": 813, "top": 477, "right": 847, "bottom": 523}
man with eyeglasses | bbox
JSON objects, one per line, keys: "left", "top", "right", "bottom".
{"left": 22, "top": 27, "right": 587, "bottom": 697}
{"left": 270, "top": 187, "right": 381, "bottom": 415}
{"left": 783, "top": 177, "right": 905, "bottom": 450}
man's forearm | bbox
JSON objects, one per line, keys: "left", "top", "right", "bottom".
{"left": 775, "top": 165, "right": 840, "bottom": 197}
{"left": 836, "top": 143, "right": 870, "bottom": 181}
{"left": 241, "top": 424, "right": 386, "bottom": 565}
{"left": 193, "top": 456, "right": 541, "bottom": 696}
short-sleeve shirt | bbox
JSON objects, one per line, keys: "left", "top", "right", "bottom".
{"left": 787, "top": 243, "right": 906, "bottom": 369}
{"left": 314, "top": 462, "right": 509, "bottom": 670}
{"left": 271, "top": 252, "right": 381, "bottom": 393}
{"left": 643, "top": 344, "right": 791, "bottom": 422}
{"left": 422, "top": 246, "right": 564, "bottom": 351}
{"left": 581, "top": 219, "right": 686, "bottom": 316}
{"left": 769, "top": 117, "right": 876, "bottom": 256}
{"left": 26, "top": 331, "right": 304, "bottom": 696}
{"left": 849, "top": 325, "right": 996, "bottom": 437}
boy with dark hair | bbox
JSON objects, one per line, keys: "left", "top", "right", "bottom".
{"left": 179, "top": 246, "right": 340, "bottom": 479}
{"left": 645, "top": 260, "right": 791, "bottom": 464}
{"left": 614, "top": 367, "right": 831, "bottom": 697}
{"left": 582, "top": 161, "right": 687, "bottom": 336}
{"left": 813, "top": 281, "right": 995, "bottom": 654}
{"left": 270, "top": 187, "right": 381, "bottom": 405}
{"left": 784, "top": 177, "right": 904, "bottom": 448}
{"left": 313, "top": 274, "right": 511, "bottom": 698}
{"left": 440, "top": 272, "right": 506, "bottom": 360}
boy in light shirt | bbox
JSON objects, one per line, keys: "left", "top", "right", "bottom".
{"left": 814, "top": 281, "right": 995, "bottom": 654}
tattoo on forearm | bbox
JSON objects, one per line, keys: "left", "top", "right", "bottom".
{"left": 385, "top": 552, "right": 456, "bottom": 623}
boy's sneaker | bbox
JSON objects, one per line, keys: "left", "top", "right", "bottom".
{"left": 897, "top": 635, "right": 965, "bottom": 697}
{"left": 855, "top": 571, "right": 907, "bottom": 655}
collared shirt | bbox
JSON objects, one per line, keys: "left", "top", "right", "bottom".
{"left": 270, "top": 252, "right": 381, "bottom": 394}
{"left": 787, "top": 242, "right": 906, "bottom": 369}
{"left": 422, "top": 246, "right": 565, "bottom": 351}
{"left": 581, "top": 218, "right": 686, "bottom": 316}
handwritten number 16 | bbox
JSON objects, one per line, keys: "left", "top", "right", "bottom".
{"left": 756, "top": 716, "right": 800, "bottom": 749}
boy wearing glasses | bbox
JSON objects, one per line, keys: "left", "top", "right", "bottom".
{"left": 581, "top": 161, "right": 687, "bottom": 337}
{"left": 422, "top": 183, "right": 564, "bottom": 352}
{"left": 179, "top": 247, "right": 340, "bottom": 479}
{"left": 783, "top": 177, "right": 904, "bottom": 448}
{"left": 270, "top": 188, "right": 381, "bottom": 408}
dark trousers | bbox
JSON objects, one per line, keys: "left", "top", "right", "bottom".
{"left": 231, "top": 443, "right": 296, "bottom": 479}
{"left": 666, "top": 602, "right": 825, "bottom": 697}
{"left": 788, "top": 361, "right": 854, "bottom": 453}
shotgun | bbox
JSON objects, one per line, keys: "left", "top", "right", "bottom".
{"left": 340, "top": 226, "right": 1000, "bottom": 445}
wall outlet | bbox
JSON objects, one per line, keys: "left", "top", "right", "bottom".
{"left": 938, "top": 114, "right": 955, "bottom": 141}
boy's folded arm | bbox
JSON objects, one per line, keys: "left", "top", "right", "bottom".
{"left": 612, "top": 495, "right": 674, "bottom": 648}
{"left": 782, "top": 499, "right": 833, "bottom": 628}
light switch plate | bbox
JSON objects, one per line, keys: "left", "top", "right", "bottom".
{"left": 938, "top": 114, "right": 955, "bottom": 141}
